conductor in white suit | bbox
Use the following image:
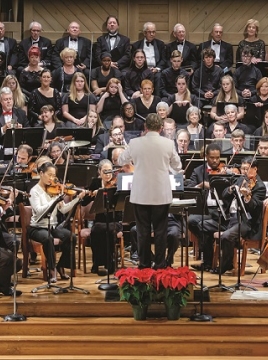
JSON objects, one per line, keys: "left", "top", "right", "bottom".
{"left": 118, "top": 113, "right": 182, "bottom": 269}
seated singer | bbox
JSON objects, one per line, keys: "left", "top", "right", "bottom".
{"left": 28, "top": 162, "right": 86, "bottom": 282}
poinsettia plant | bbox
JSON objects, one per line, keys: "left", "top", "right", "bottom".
{"left": 115, "top": 266, "right": 197, "bottom": 309}
{"left": 115, "top": 267, "right": 156, "bottom": 308}
{"left": 154, "top": 266, "right": 197, "bottom": 308}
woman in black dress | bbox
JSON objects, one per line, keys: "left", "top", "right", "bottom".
{"left": 133, "top": 79, "right": 161, "bottom": 119}
{"left": 120, "top": 102, "right": 144, "bottom": 132}
{"left": 35, "top": 104, "right": 65, "bottom": 140}
{"left": 19, "top": 46, "right": 43, "bottom": 97}
{"left": 124, "top": 49, "right": 154, "bottom": 99}
{"left": 28, "top": 69, "right": 62, "bottom": 126}
{"left": 52, "top": 47, "right": 78, "bottom": 94}
{"left": 96, "top": 78, "right": 128, "bottom": 125}
{"left": 91, "top": 52, "right": 122, "bottom": 98}
{"left": 81, "top": 159, "right": 122, "bottom": 274}
{"left": 167, "top": 75, "right": 199, "bottom": 128}
{"left": 62, "top": 72, "right": 96, "bottom": 128}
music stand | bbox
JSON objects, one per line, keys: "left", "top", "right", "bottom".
{"left": 4, "top": 123, "right": 26, "bottom": 322}
{"left": 56, "top": 164, "right": 98, "bottom": 187}
{"left": 56, "top": 127, "right": 93, "bottom": 142}
{"left": 208, "top": 176, "right": 234, "bottom": 293}
{"left": 54, "top": 200, "right": 89, "bottom": 295}
{"left": 31, "top": 194, "right": 66, "bottom": 293}
{"left": 230, "top": 185, "right": 257, "bottom": 291}
{"left": 89, "top": 187, "right": 118, "bottom": 291}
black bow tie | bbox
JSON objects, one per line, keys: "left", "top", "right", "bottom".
{"left": 177, "top": 41, "right": 184, "bottom": 45}
{"left": 0, "top": 39, "right": 4, "bottom": 43}
{"left": 109, "top": 34, "right": 117, "bottom": 38}
{"left": 70, "top": 38, "right": 78, "bottom": 42}
{"left": 213, "top": 41, "right": 221, "bottom": 45}
{"left": 146, "top": 40, "right": 154, "bottom": 47}
{"left": 32, "top": 41, "right": 39, "bottom": 45}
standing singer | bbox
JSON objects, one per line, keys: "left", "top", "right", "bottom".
{"left": 118, "top": 113, "right": 182, "bottom": 269}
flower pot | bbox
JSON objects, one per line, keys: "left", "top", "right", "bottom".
{"left": 131, "top": 305, "right": 148, "bottom": 320}
{"left": 165, "top": 304, "right": 181, "bottom": 320}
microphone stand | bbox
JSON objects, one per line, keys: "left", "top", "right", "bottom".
{"left": 31, "top": 194, "right": 66, "bottom": 293}
{"left": 230, "top": 185, "right": 256, "bottom": 291}
{"left": 190, "top": 106, "right": 212, "bottom": 322}
{"left": 4, "top": 119, "right": 26, "bottom": 322}
{"left": 208, "top": 179, "right": 234, "bottom": 292}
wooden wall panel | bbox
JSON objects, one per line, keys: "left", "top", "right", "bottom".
{"left": 20, "top": 0, "right": 268, "bottom": 45}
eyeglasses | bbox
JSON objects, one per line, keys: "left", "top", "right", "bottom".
{"left": 125, "top": 107, "right": 134, "bottom": 111}
{"left": 112, "top": 133, "right": 122, "bottom": 137}
{"left": 31, "top": 29, "right": 41, "bottom": 32}
{"left": 146, "top": 31, "right": 156, "bottom": 34}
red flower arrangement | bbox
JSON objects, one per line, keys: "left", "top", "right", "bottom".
{"left": 115, "top": 267, "right": 156, "bottom": 308}
{"left": 154, "top": 266, "right": 197, "bottom": 308}
{"left": 115, "top": 266, "right": 196, "bottom": 309}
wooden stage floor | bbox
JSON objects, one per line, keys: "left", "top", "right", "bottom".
{"left": 1, "top": 245, "right": 268, "bottom": 319}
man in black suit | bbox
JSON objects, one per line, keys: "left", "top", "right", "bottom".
{"left": 95, "top": 15, "right": 131, "bottom": 72}
{"left": 188, "top": 143, "right": 223, "bottom": 271}
{"left": 197, "top": 23, "right": 233, "bottom": 71}
{"left": 132, "top": 22, "right": 166, "bottom": 96}
{"left": 166, "top": 23, "right": 198, "bottom": 74}
{"left": 0, "top": 87, "right": 29, "bottom": 139}
{"left": 51, "top": 21, "right": 91, "bottom": 72}
{"left": 18, "top": 21, "right": 53, "bottom": 69}
{"left": 0, "top": 22, "right": 18, "bottom": 75}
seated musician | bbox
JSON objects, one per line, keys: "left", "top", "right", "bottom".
{"left": 162, "top": 118, "right": 176, "bottom": 140}
{"left": 111, "top": 147, "right": 134, "bottom": 173}
{"left": 0, "top": 87, "right": 29, "bottom": 137}
{"left": 81, "top": 159, "right": 122, "bottom": 274}
{"left": 46, "top": 141, "right": 68, "bottom": 165}
{"left": 28, "top": 162, "right": 86, "bottom": 282}
{"left": 176, "top": 128, "right": 191, "bottom": 153}
{"left": 129, "top": 215, "right": 181, "bottom": 266}
{"left": 192, "top": 156, "right": 266, "bottom": 274}
{"left": 258, "top": 136, "right": 268, "bottom": 157}
{"left": 222, "top": 129, "right": 250, "bottom": 154}
{"left": 188, "top": 143, "right": 223, "bottom": 271}
{"left": 100, "top": 126, "right": 128, "bottom": 160}
{"left": 0, "top": 232, "right": 22, "bottom": 296}
{"left": 94, "top": 115, "right": 129, "bottom": 154}
{"left": 15, "top": 144, "right": 33, "bottom": 171}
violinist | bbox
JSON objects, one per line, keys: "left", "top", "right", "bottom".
{"left": 81, "top": 159, "right": 122, "bottom": 274}
{"left": 111, "top": 147, "right": 134, "bottom": 174}
{"left": 47, "top": 141, "right": 67, "bottom": 165}
{"left": 28, "top": 162, "right": 87, "bottom": 282}
{"left": 15, "top": 144, "right": 33, "bottom": 172}
{"left": 188, "top": 143, "right": 224, "bottom": 271}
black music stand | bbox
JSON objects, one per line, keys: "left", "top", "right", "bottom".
{"left": 54, "top": 200, "right": 89, "bottom": 295}
{"left": 56, "top": 127, "right": 93, "bottom": 142}
{"left": 190, "top": 105, "right": 213, "bottom": 322}
{"left": 230, "top": 185, "right": 257, "bottom": 291}
{"left": 56, "top": 163, "right": 98, "bottom": 187}
{"left": 4, "top": 123, "right": 26, "bottom": 322}
{"left": 90, "top": 187, "right": 118, "bottom": 291}
{"left": 31, "top": 194, "right": 66, "bottom": 293}
{"left": 3, "top": 127, "right": 45, "bottom": 152}
{"left": 208, "top": 176, "right": 234, "bottom": 293}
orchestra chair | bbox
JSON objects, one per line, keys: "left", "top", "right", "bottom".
{"left": 240, "top": 203, "right": 268, "bottom": 276}
{"left": 76, "top": 202, "right": 95, "bottom": 274}
{"left": 19, "top": 203, "right": 61, "bottom": 281}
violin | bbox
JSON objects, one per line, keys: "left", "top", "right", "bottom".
{"left": 209, "top": 162, "right": 240, "bottom": 175}
{"left": 45, "top": 178, "right": 77, "bottom": 197}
